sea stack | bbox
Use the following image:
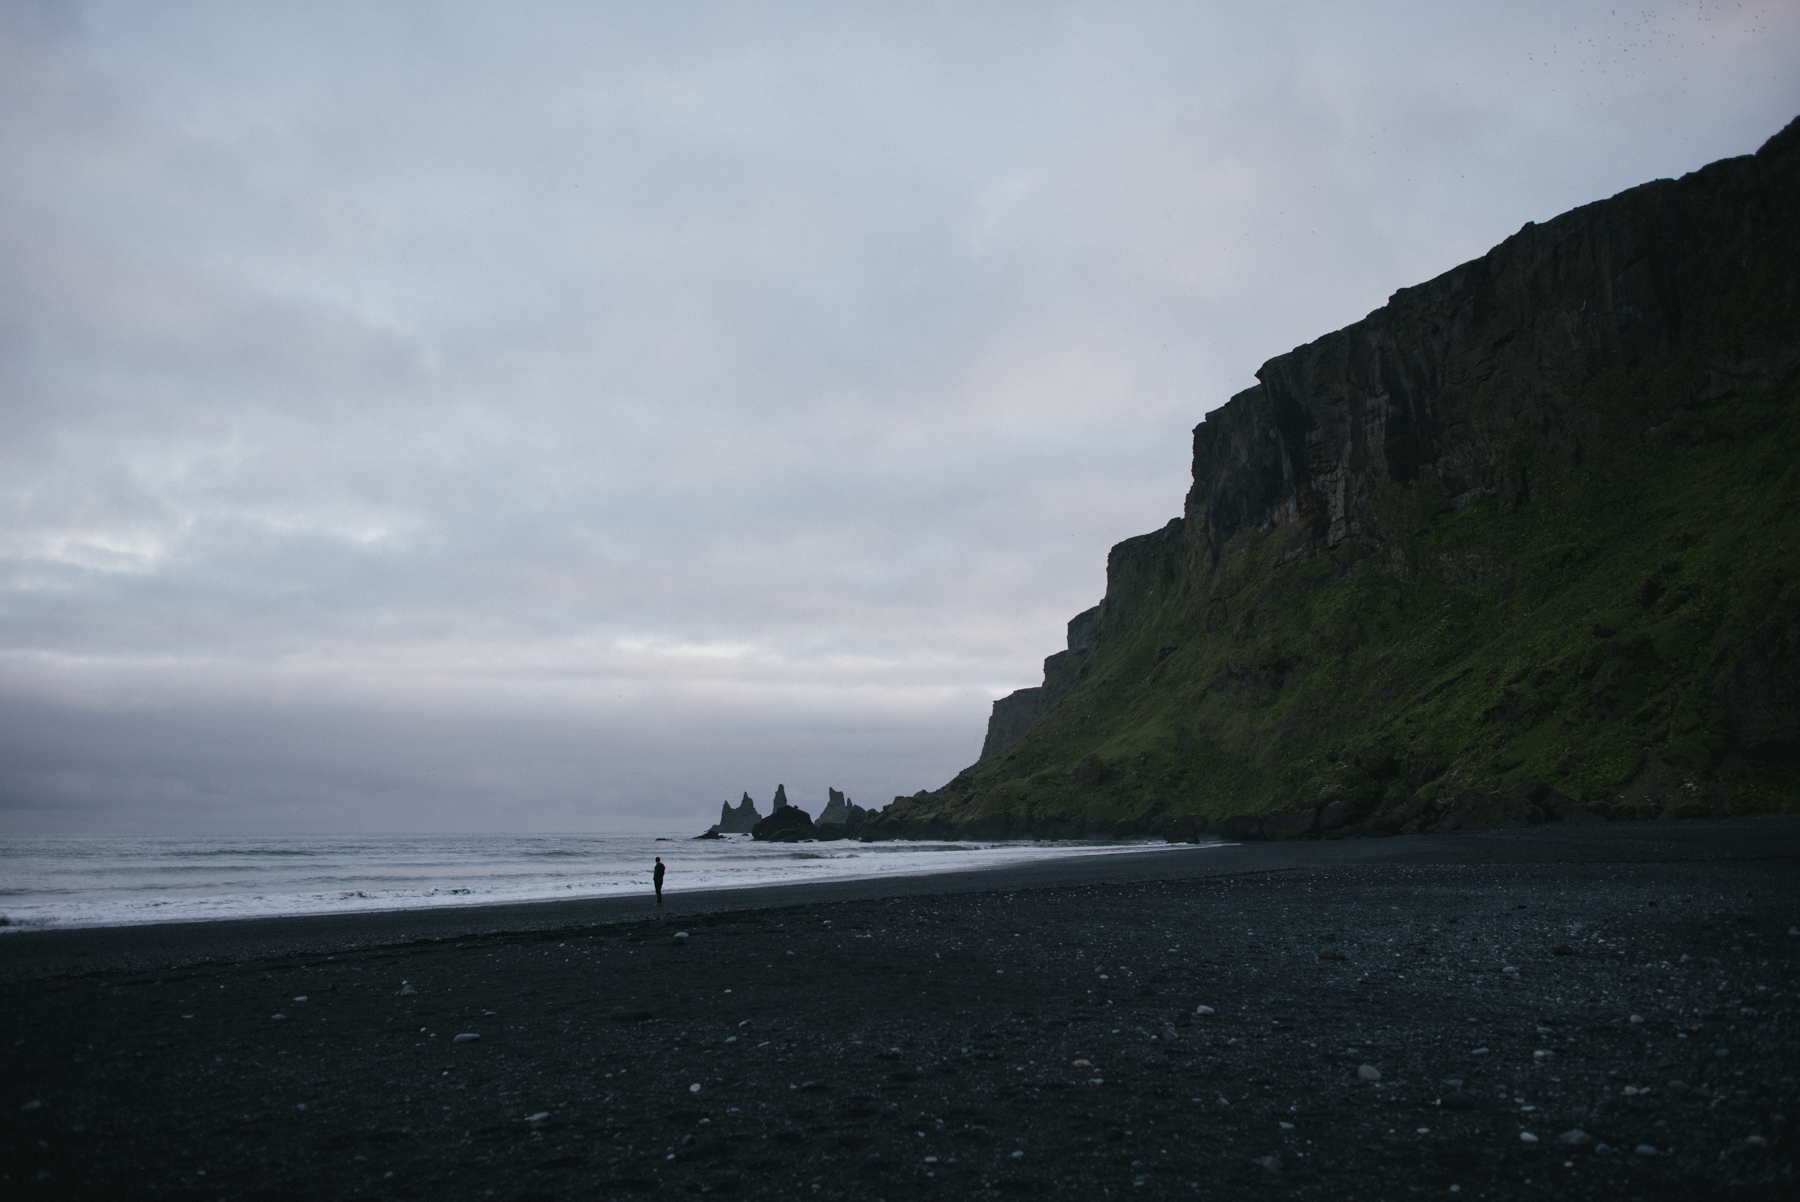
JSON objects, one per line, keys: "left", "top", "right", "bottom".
{"left": 752, "top": 785, "right": 816, "bottom": 842}
{"left": 715, "top": 792, "right": 762, "bottom": 834}
{"left": 817, "top": 787, "right": 867, "bottom": 827}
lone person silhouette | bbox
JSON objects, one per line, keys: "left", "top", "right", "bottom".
{"left": 653, "top": 856, "right": 666, "bottom": 906}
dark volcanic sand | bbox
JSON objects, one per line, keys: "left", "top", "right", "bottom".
{"left": 4, "top": 822, "right": 1797, "bottom": 1202}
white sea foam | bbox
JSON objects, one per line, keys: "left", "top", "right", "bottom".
{"left": 0, "top": 832, "right": 1205, "bottom": 931}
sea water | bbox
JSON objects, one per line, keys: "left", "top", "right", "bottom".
{"left": 0, "top": 832, "right": 1194, "bottom": 932}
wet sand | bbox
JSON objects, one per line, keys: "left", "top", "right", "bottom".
{"left": 4, "top": 820, "right": 1796, "bottom": 1200}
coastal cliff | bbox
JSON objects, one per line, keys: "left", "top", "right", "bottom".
{"left": 867, "top": 116, "right": 1800, "bottom": 841}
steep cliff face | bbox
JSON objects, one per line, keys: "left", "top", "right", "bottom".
{"left": 868, "top": 117, "right": 1800, "bottom": 841}
{"left": 979, "top": 606, "right": 1101, "bottom": 761}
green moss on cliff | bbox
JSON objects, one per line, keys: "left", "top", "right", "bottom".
{"left": 873, "top": 126, "right": 1800, "bottom": 838}
{"left": 891, "top": 361, "right": 1799, "bottom": 834}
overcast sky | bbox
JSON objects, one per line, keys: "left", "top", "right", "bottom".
{"left": 2, "top": 1, "right": 1795, "bottom": 835}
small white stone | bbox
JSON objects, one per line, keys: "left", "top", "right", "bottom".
{"left": 1279, "top": 1121, "right": 1294, "bottom": 1130}
{"left": 271, "top": 1013, "right": 287, "bottom": 1021}
{"left": 1193, "top": 1005, "right": 1216, "bottom": 1016}
{"left": 524, "top": 1111, "right": 549, "bottom": 1124}
{"left": 1629, "top": 1014, "right": 1645, "bottom": 1024}
{"left": 1502, "top": 966, "right": 1519, "bottom": 975}
{"left": 1010, "top": 1150, "right": 1024, "bottom": 1159}
{"left": 689, "top": 1083, "right": 701, "bottom": 1094}
{"left": 293, "top": 996, "right": 307, "bottom": 1003}
{"left": 1533, "top": 1050, "right": 1553, "bottom": 1061}
{"left": 453, "top": 1033, "right": 480, "bottom": 1044}
{"left": 725, "top": 1036, "right": 737, "bottom": 1044}
{"left": 1470, "top": 1047, "right": 1490, "bottom": 1056}
{"left": 1519, "top": 1132, "right": 1539, "bottom": 1144}
{"left": 1358, "top": 1065, "right": 1382, "bottom": 1082}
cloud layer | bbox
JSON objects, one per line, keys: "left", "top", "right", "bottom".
{"left": 3, "top": 0, "right": 1797, "bottom": 833}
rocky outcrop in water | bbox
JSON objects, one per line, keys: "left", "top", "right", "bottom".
{"left": 713, "top": 793, "right": 762, "bottom": 834}
{"left": 817, "top": 787, "right": 867, "bottom": 827}
{"left": 752, "top": 788, "right": 816, "bottom": 842}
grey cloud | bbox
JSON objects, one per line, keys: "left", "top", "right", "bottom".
{"left": 3, "top": 1, "right": 1797, "bottom": 831}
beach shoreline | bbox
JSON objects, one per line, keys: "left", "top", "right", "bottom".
{"left": 4, "top": 819, "right": 1796, "bottom": 1200}
{"left": 0, "top": 832, "right": 1201, "bottom": 940}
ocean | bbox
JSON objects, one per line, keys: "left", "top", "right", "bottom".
{"left": 0, "top": 832, "right": 1197, "bottom": 932}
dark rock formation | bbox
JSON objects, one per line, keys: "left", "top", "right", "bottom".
{"left": 715, "top": 793, "right": 762, "bottom": 834}
{"left": 979, "top": 605, "right": 1103, "bottom": 761}
{"left": 817, "top": 787, "right": 867, "bottom": 827}
{"left": 752, "top": 787, "right": 816, "bottom": 841}
{"left": 873, "top": 115, "right": 1800, "bottom": 841}
{"left": 978, "top": 687, "right": 1045, "bottom": 762}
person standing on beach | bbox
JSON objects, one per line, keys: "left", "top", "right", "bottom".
{"left": 653, "top": 856, "right": 666, "bottom": 906}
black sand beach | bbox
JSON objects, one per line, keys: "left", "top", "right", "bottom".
{"left": 4, "top": 821, "right": 1797, "bottom": 1201}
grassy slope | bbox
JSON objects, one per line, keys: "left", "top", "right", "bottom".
{"left": 890, "top": 240, "right": 1800, "bottom": 833}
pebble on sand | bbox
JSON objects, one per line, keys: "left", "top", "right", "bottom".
{"left": 398, "top": 982, "right": 417, "bottom": 996}
{"left": 1533, "top": 1050, "right": 1554, "bottom": 1061}
{"left": 1519, "top": 1132, "right": 1539, "bottom": 1144}
{"left": 1502, "top": 966, "right": 1519, "bottom": 975}
{"left": 1558, "top": 1129, "right": 1592, "bottom": 1146}
{"left": 524, "top": 1112, "right": 549, "bottom": 1125}
{"left": 1629, "top": 1014, "right": 1645, "bottom": 1024}
{"left": 452, "top": 1033, "right": 480, "bottom": 1044}
{"left": 1357, "top": 1065, "right": 1382, "bottom": 1082}
{"left": 1193, "top": 1005, "right": 1216, "bottom": 1016}
{"left": 689, "top": 1084, "right": 701, "bottom": 1094}
{"left": 1470, "top": 1047, "right": 1490, "bottom": 1057}
{"left": 271, "top": 1013, "right": 287, "bottom": 1021}
{"left": 1634, "top": 1144, "right": 1658, "bottom": 1156}
{"left": 674, "top": 932, "right": 689, "bottom": 944}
